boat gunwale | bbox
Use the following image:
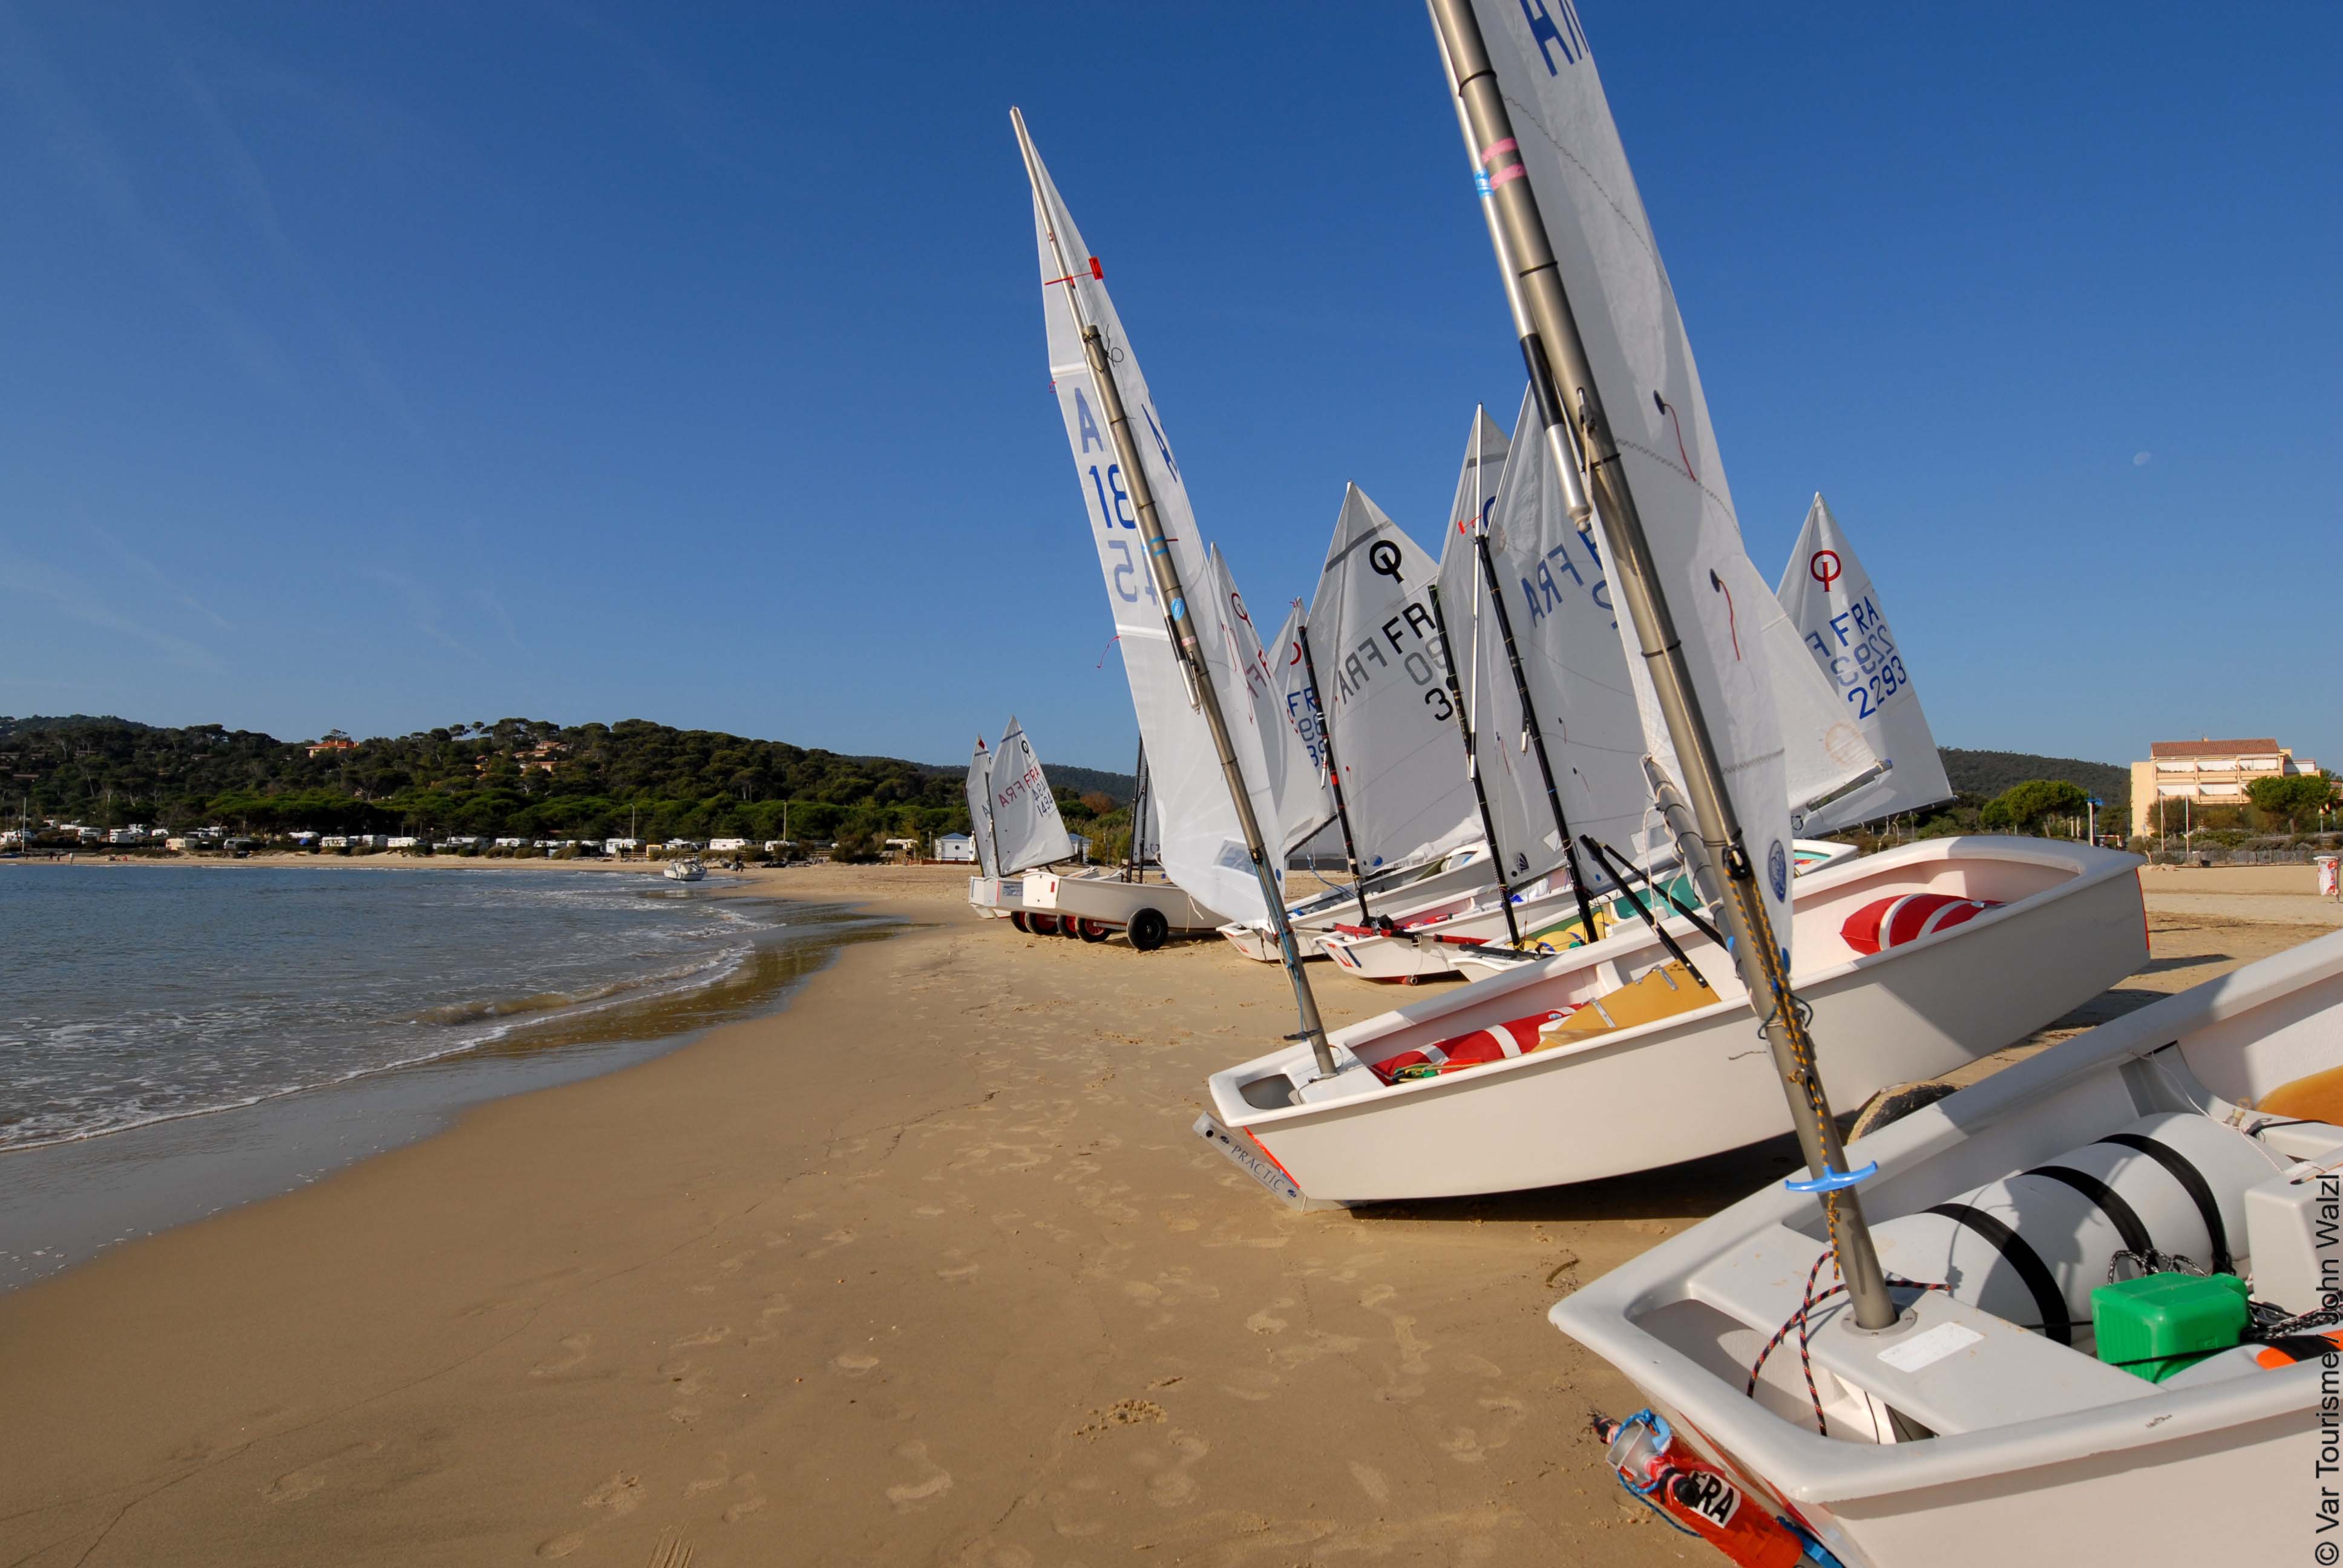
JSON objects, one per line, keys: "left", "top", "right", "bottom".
{"left": 1546, "top": 926, "right": 2343, "bottom": 1504}
{"left": 1211, "top": 837, "right": 2145, "bottom": 1131}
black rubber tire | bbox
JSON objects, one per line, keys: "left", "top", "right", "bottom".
{"left": 1028, "top": 912, "right": 1060, "bottom": 936}
{"left": 1060, "top": 913, "right": 1084, "bottom": 939}
{"left": 1848, "top": 1080, "right": 1960, "bottom": 1143}
{"left": 1127, "top": 907, "right": 1169, "bottom": 952}
{"left": 1077, "top": 919, "right": 1112, "bottom": 942}
{"left": 1009, "top": 911, "right": 1030, "bottom": 933}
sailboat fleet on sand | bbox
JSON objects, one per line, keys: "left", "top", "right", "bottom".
{"left": 963, "top": 6, "right": 2325, "bottom": 1562}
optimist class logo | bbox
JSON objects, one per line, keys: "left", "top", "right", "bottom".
{"left": 1809, "top": 550, "right": 1843, "bottom": 592}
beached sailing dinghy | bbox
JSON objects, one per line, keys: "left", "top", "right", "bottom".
{"left": 1395, "top": 5, "right": 2242, "bottom": 1559}
{"left": 1216, "top": 434, "right": 1505, "bottom": 962}
{"left": 978, "top": 716, "right": 1218, "bottom": 946}
{"left": 1554, "top": 927, "right": 2343, "bottom": 1568}
{"left": 1778, "top": 494, "right": 1956, "bottom": 838}
{"left": 1014, "top": 111, "right": 1349, "bottom": 1033}
{"left": 1203, "top": 835, "right": 2146, "bottom": 1202}
{"left": 1195, "top": 0, "right": 2153, "bottom": 1209}
{"left": 1314, "top": 387, "right": 1881, "bottom": 983}
{"left": 965, "top": 736, "right": 1014, "bottom": 918}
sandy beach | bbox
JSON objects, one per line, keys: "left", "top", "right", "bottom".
{"left": 0, "top": 860, "right": 2332, "bottom": 1566}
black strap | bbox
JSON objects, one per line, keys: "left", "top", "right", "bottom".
{"left": 2257, "top": 1335, "right": 2338, "bottom": 1365}
{"left": 2097, "top": 1132, "right": 2234, "bottom": 1274}
{"left": 2026, "top": 1165, "right": 2155, "bottom": 1256}
{"left": 1927, "top": 1203, "right": 2073, "bottom": 1344}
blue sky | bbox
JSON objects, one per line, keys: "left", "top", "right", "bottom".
{"left": 2, "top": 3, "right": 2335, "bottom": 774}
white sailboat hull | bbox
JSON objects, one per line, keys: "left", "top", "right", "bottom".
{"left": 1545, "top": 930, "right": 2343, "bottom": 1568}
{"left": 1021, "top": 871, "right": 1219, "bottom": 934}
{"left": 1318, "top": 841, "right": 1860, "bottom": 982}
{"left": 1202, "top": 838, "right": 2146, "bottom": 1202}
{"left": 1216, "top": 852, "right": 1497, "bottom": 964}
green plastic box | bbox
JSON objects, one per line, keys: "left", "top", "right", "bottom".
{"left": 2090, "top": 1272, "right": 2249, "bottom": 1382}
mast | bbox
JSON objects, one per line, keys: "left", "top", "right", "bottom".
{"left": 1014, "top": 110, "right": 1337, "bottom": 1081}
{"left": 1468, "top": 525, "right": 1602, "bottom": 944}
{"left": 1426, "top": 1, "right": 1905, "bottom": 1345}
{"left": 1426, "top": 583, "right": 1522, "bottom": 946}
{"left": 1124, "top": 741, "right": 1147, "bottom": 883}
{"left": 1293, "top": 616, "right": 1371, "bottom": 924}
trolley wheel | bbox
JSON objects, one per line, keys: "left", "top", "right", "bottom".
{"left": 1127, "top": 907, "right": 1169, "bottom": 952}
{"left": 1061, "top": 913, "right": 1085, "bottom": 939}
{"left": 1028, "top": 912, "right": 1060, "bottom": 936}
{"left": 1077, "top": 918, "right": 1112, "bottom": 943}
{"left": 1009, "top": 911, "right": 1030, "bottom": 933}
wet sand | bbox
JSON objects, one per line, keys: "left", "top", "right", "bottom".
{"left": 0, "top": 863, "right": 2328, "bottom": 1565}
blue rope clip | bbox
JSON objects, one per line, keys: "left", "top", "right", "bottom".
{"left": 1784, "top": 1161, "right": 1877, "bottom": 1194}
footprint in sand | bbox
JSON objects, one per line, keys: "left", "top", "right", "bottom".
{"left": 1244, "top": 1298, "right": 1293, "bottom": 1334}
{"left": 584, "top": 1473, "right": 646, "bottom": 1517}
{"left": 747, "top": 1294, "right": 793, "bottom": 1344}
{"left": 1131, "top": 1431, "right": 1208, "bottom": 1506}
{"left": 684, "top": 1453, "right": 732, "bottom": 1498}
{"left": 885, "top": 1440, "right": 954, "bottom": 1510}
{"left": 1439, "top": 1396, "right": 1529, "bottom": 1463}
{"left": 834, "top": 1351, "right": 881, "bottom": 1376}
{"left": 672, "top": 1325, "right": 730, "bottom": 1349}
{"left": 806, "top": 1228, "right": 857, "bottom": 1259}
{"left": 1347, "top": 1460, "right": 1392, "bottom": 1506}
{"left": 721, "top": 1472, "right": 767, "bottom": 1523}
{"left": 1358, "top": 1284, "right": 1432, "bottom": 1400}
{"left": 260, "top": 1440, "right": 380, "bottom": 1503}
{"left": 530, "top": 1333, "right": 592, "bottom": 1377}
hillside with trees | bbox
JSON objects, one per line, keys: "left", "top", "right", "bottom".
{"left": 1938, "top": 748, "right": 2129, "bottom": 815}
{"left": 0, "top": 715, "right": 1134, "bottom": 851}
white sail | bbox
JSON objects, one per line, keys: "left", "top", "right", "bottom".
{"left": 1265, "top": 595, "right": 1349, "bottom": 863}
{"left": 988, "top": 715, "right": 1076, "bottom": 875}
{"left": 1762, "top": 593, "right": 1881, "bottom": 822}
{"left": 1777, "top": 492, "right": 1953, "bottom": 832}
{"left": 1017, "top": 116, "right": 1276, "bottom": 924}
{"left": 1467, "top": 3, "right": 1800, "bottom": 953}
{"left": 965, "top": 737, "right": 1000, "bottom": 879}
{"left": 1308, "top": 484, "right": 1481, "bottom": 874}
{"left": 1211, "top": 545, "right": 1331, "bottom": 858}
{"left": 1467, "top": 392, "right": 1651, "bottom": 878}
{"left": 1437, "top": 401, "right": 1558, "bottom": 887}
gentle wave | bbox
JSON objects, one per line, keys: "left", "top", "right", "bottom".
{"left": 0, "top": 867, "right": 781, "bottom": 1154}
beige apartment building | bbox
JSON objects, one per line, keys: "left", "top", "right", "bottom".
{"left": 2130, "top": 737, "right": 2323, "bottom": 835}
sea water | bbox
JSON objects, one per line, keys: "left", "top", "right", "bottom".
{"left": 0, "top": 863, "right": 882, "bottom": 1289}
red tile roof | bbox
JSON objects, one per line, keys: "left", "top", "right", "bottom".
{"left": 2149, "top": 739, "right": 2281, "bottom": 759}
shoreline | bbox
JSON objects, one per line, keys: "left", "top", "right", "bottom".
{"left": 0, "top": 869, "right": 893, "bottom": 1293}
{"left": 0, "top": 867, "right": 2330, "bottom": 1564}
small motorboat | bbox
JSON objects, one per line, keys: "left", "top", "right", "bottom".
{"left": 1198, "top": 837, "right": 2147, "bottom": 1204}
{"left": 1552, "top": 925, "right": 2343, "bottom": 1567}
{"left": 662, "top": 855, "right": 707, "bottom": 883}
